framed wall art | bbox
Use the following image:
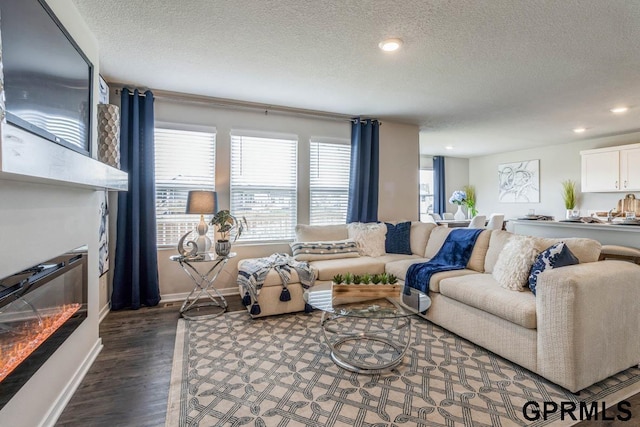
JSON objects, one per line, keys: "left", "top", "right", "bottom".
{"left": 498, "top": 159, "right": 540, "bottom": 203}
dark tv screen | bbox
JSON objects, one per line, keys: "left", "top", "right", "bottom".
{"left": 1, "top": 0, "right": 93, "bottom": 155}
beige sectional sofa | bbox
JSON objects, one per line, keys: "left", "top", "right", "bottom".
{"left": 238, "top": 221, "right": 640, "bottom": 392}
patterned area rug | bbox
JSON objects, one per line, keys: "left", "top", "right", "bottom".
{"left": 166, "top": 311, "right": 640, "bottom": 426}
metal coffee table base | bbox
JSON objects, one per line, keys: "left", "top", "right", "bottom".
{"left": 321, "top": 313, "right": 412, "bottom": 374}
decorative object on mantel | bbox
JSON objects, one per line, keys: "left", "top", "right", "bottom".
{"left": 562, "top": 179, "right": 580, "bottom": 219}
{"left": 97, "top": 104, "right": 120, "bottom": 168}
{"left": 210, "top": 209, "right": 247, "bottom": 257}
{"left": 449, "top": 190, "right": 468, "bottom": 220}
{"left": 176, "top": 230, "right": 199, "bottom": 259}
{"left": 186, "top": 190, "right": 218, "bottom": 255}
{"left": 498, "top": 159, "right": 540, "bottom": 203}
{"left": 463, "top": 184, "right": 478, "bottom": 218}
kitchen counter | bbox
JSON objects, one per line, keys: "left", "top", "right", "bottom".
{"left": 511, "top": 220, "right": 640, "bottom": 249}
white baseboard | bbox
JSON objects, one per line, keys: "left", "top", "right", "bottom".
{"left": 160, "top": 287, "right": 240, "bottom": 304}
{"left": 39, "top": 338, "right": 103, "bottom": 427}
{"left": 98, "top": 303, "right": 110, "bottom": 323}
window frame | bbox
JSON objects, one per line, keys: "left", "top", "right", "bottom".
{"left": 229, "top": 130, "right": 299, "bottom": 243}
{"left": 154, "top": 122, "right": 217, "bottom": 248}
{"left": 309, "top": 138, "right": 351, "bottom": 226}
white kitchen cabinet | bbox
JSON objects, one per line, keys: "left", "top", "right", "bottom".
{"left": 581, "top": 143, "right": 640, "bottom": 192}
{"left": 620, "top": 147, "right": 640, "bottom": 191}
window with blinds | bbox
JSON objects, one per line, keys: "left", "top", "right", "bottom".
{"left": 155, "top": 128, "right": 216, "bottom": 246}
{"left": 230, "top": 134, "right": 297, "bottom": 241}
{"left": 309, "top": 141, "right": 351, "bottom": 225}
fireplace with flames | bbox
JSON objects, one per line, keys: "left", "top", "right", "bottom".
{"left": 0, "top": 247, "right": 87, "bottom": 410}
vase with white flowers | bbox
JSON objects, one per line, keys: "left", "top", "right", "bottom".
{"left": 449, "top": 190, "right": 468, "bottom": 220}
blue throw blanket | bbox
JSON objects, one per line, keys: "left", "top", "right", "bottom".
{"left": 405, "top": 228, "right": 483, "bottom": 294}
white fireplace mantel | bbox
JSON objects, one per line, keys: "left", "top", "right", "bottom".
{"left": 0, "top": 122, "right": 128, "bottom": 191}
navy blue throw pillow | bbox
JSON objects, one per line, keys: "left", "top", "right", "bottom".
{"left": 528, "top": 242, "right": 579, "bottom": 295}
{"left": 384, "top": 222, "right": 412, "bottom": 255}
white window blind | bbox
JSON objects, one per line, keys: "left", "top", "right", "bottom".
{"left": 310, "top": 141, "right": 351, "bottom": 225}
{"left": 230, "top": 134, "right": 297, "bottom": 241}
{"left": 155, "top": 128, "right": 216, "bottom": 246}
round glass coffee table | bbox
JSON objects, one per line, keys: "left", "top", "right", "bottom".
{"left": 304, "top": 283, "right": 431, "bottom": 374}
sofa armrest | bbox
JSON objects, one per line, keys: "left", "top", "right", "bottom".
{"left": 536, "top": 260, "right": 640, "bottom": 392}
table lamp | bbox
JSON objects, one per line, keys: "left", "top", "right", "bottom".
{"left": 186, "top": 190, "right": 218, "bottom": 254}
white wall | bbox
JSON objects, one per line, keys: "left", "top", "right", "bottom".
{"left": 444, "top": 157, "right": 470, "bottom": 215}
{"left": 378, "top": 121, "right": 420, "bottom": 221}
{"left": 146, "top": 99, "right": 419, "bottom": 298}
{"left": 0, "top": 1, "right": 103, "bottom": 425}
{"left": 469, "top": 131, "right": 640, "bottom": 222}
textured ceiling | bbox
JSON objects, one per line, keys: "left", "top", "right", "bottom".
{"left": 71, "top": 0, "right": 640, "bottom": 157}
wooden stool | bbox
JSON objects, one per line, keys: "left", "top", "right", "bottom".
{"left": 598, "top": 245, "right": 640, "bottom": 264}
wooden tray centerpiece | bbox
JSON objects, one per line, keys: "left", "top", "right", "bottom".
{"left": 331, "top": 273, "right": 401, "bottom": 298}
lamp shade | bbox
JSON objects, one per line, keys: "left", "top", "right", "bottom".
{"left": 186, "top": 191, "right": 218, "bottom": 214}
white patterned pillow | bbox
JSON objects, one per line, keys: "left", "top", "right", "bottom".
{"left": 347, "top": 222, "right": 387, "bottom": 257}
{"left": 290, "top": 240, "right": 359, "bottom": 261}
{"left": 492, "top": 236, "right": 539, "bottom": 291}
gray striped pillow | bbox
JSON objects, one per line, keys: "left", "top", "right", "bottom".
{"left": 290, "top": 240, "right": 360, "bottom": 261}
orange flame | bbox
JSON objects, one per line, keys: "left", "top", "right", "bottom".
{"left": 0, "top": 304, "right": 80, "bottom": 382}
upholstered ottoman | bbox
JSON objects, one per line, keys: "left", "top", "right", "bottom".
{"left": 237, "top": 258, "right": 315, "bottom": 318}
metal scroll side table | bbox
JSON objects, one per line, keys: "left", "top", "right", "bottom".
{"left": 169, "top": 253, "right": 235, "bottom": 320}
{"left": 304, "top": 283, "right": 431, "bottom": 374}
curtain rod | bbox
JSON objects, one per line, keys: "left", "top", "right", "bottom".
{"left": 111, "top": 85, "right": 381, "bottom": 124}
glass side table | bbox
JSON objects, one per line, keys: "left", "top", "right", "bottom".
{"left": 169, "top": 252, "right": 235, "bottom": 320}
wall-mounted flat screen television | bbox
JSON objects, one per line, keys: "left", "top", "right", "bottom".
{"left": 1, "top": 0, "right": 93, "bottom": 156}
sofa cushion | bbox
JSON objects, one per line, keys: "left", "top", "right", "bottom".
{"left": 385, "top": 221, "right": 412, "bottom": 254}
{"left": 410, "top": 222, "right": 437, "bottom": 256}
{"left": 528, "top": 242, "right": 579, "bottom": 295}
{"left": 424, "top": 226, "right": 451, "bottom": 258}
{"left": 375, "top": 253, "right": 422, "bottom": 264}
{"left": 484, "top": 230, "right": 602, "bottom": 272}
{"left": 439, "top": 274, "right": 537, "bottom": 329}
{"left": 532, "top": 237, "right": 601, "bottom": 264}
{"left": 467, "top": 229, "right": 491, "bottom": 272}
{"left": 385, "top": 258, "right": 479, "bottom": 293}
{"left": 492, "top": 236, "right": 539, "bottom": 291}
{"left": 348, "top": 222, "right": 387, "bottom": 257}
{"left": 384, "top": 258, "right": 428, "bottom": 279}
{"left": 484, "top": 230, "right": 513, "bottom": 273}
{"left": 295, "top": 224, "right": 348, "bottom": 241}
{"left": 290, "top": 239, "right": 359, "bottom": 261}
{"left": 423, "top": 226, "right": 490, "bottom": 272}
{"left": 309, "top": 257, "right": 385, "bottom": 281}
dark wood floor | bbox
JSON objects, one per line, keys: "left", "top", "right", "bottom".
{"left": 55, "top": 296, "right": 245, "bottom": 427}
{"left": 56, "top": 297, "right": 640, "bottom": 426}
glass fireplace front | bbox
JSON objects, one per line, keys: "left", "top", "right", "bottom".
{"left": 0, "top": 247, "right": 87, "bottom": 410}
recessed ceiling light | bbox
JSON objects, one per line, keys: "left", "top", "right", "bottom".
{"left": 445, "top": 145, "right": 454, "bottom": 150}
{"left": 610, "top": 107, "right": 629, "bottom": 114}
{"left": 378, "top": 38, "right": 403, "bottom": 52}
{"left": 573, "top": 127, "right": 587, "bottom": 133}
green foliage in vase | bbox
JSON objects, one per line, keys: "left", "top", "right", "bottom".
{"left": 463, "top": 185, "right": 478, "bottom": 217}
{"left": 209, "top": 210, "right": 247, "bottom": 242}
{"left": 388, "top": 274, "right": 398, "bottom": 285}
{"left": 344, "top": 272, "right": 353, "bottom": 284}
{"left": 352, "top": 274, "right": 363, "bottom": 284}
{"left": 380, "top": 273, "right": 389, "bottom": 284}
{"left": 332, "top": 274, "right": 344, "bottom": 284}
{"left": 371, "top": 274, "right": 382, "bottom": 284}
{"left": 562, "top": 179, "right": 577, "bottom": 209}
{"left": 361, "top": 273, "right": 372, "bottom": 284}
